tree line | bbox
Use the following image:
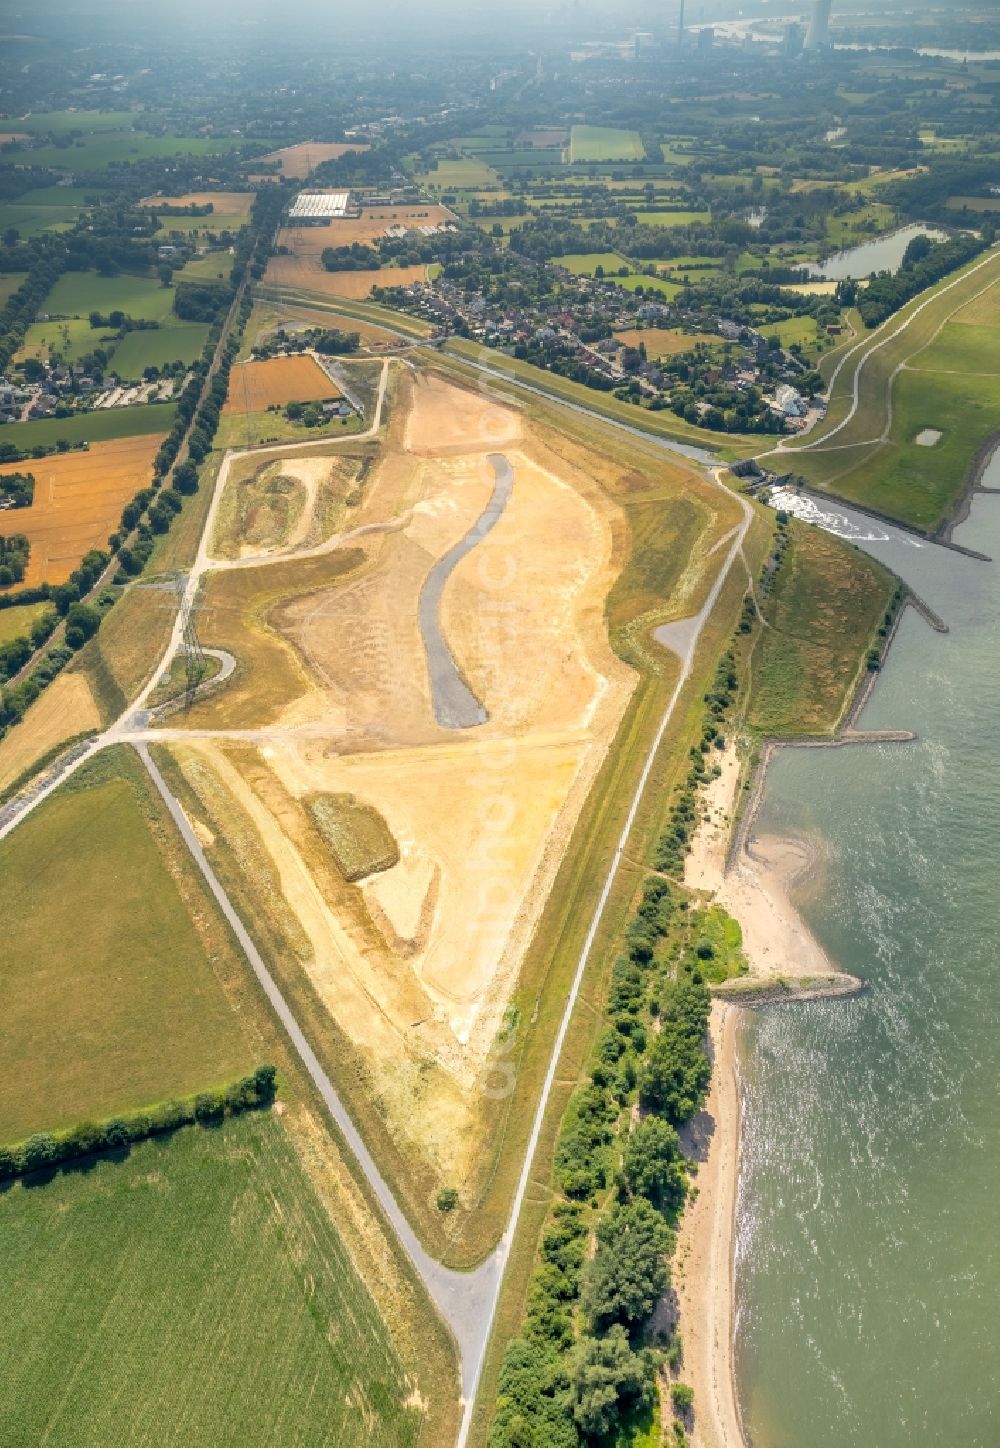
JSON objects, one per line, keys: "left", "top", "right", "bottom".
{"left": 0, "top": 1065, "right": 278, "bottom": 1182}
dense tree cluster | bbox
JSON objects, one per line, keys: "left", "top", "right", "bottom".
{"left": 857, "top": 232, "right": 988, "bottom": 329}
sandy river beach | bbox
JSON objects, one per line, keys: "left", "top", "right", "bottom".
{"left": 674, "top": 743, "right": 855, "bottom": 1448}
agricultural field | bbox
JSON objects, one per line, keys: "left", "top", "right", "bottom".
{"left": 139, "top": 190, "right": 254, "bottom": 233}
{"left": 0, "top": 403, "right": 175, "bottom": 450}
{"left": 224, "top": 355, "right": 342, "bottom": 413}
{"left": 569, "top": 125, "right": 644, "bottom": 163}
{"left": 418, "top": 155, "right": 499, "bottom": 189}
{"left": 274, "top": 203, "right": 455, "bottom": 253}
{"left": 785, "top": 248, "right": 1000, "bottom": 530}
{"left": 0, "top": 186, "right": 101, "bottom": 238}
{"left": 0, "top": 431, "right": 165, "bottom": 586}
{"left": 0, "top": 673, "right": 101, "bottom": 795}
{"left": 8, "top": 130, "right": 252, "bottom": 174}
{"left": 0, "top": 750, "right": 252, "bottom": 1139}
{"left": 0, "top": 1112, "right": 422, "bottom": 1448}
{"left": 0, "top": 600, "right": 51, "bottom": 645}
{"left": 264, "top": 247, "right": 428, "bottom": 300}
{"left": 614, "top": 327, "right": 726, "bottom": 357}
{"left": 559, "top": 252, "right": 629, "bottom": 276}
{"left": 112, "top": 321, "right": 210, "bottom": 376}
{"left": 252, "top": 141, "right": 368, "bottom": 178}
{"left": 176, "top": 253, "right": 234, "bottom": 283}
{"left": 746, "top": 522, "right": 894, "bottom": 737}
{"left": 16, "top": 267, "right": 209, "bottom": 376}
{"left": 40, "top": 269, "right": 177, "bottom": 322}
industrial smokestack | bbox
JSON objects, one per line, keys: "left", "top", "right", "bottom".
{"left": 678, "top": 0, "right": 685, "bottom": 48}
{"left": 805, "top": 0, "right": 833, "bottom": 50}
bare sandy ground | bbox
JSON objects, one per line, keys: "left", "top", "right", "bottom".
{"left": 169, "top": 369, "right": 639, "bottom": 1184}
{"left": 677, "top": 746, "right": 847, "bottom": 1448}
{"left": 674, "top": 1001, "right": 744, "bottom": 1448}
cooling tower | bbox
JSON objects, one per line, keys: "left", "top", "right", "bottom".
{"left": 805, "top": 0, "right": 833, "bottom": 50}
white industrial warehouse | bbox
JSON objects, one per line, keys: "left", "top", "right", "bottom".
{"left": 287, "top": 191, "right": 351, "bottom": 219}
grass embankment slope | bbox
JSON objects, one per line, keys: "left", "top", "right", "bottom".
{"left": 0, "top": 744, "right": 461, "bottom": 1444}
{"left": 0, "top": 1114, "right": 419, "bottom": 1448}
{"left": 782, "top": 247, "right": 1000, "bottom": 532}
{"left": 744, "top": 518, "right": 897, "bottom": 737}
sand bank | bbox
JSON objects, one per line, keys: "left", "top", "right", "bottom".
{"left": 676, "top": 743, "right": 860, "bottom": 1448}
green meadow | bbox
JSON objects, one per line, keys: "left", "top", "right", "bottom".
{"left": 0, "top": 1113, "right": 420, "bottom": 1448}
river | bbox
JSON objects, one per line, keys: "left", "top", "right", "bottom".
{"left": 734, "top": 461, "right": 1000, "bottom": 1446}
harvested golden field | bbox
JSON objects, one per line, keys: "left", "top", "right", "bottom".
{"left": 138, "top": 190, "right": 254, "bottom": 216}
{"left": 0, "top": 433, "right": 164, "bottom": 587}
{"left": 275, "top": 204, "right": 455, "bottom": 252}
{"left": 252, "top": 141, "right": 368, "bottom": 178}
{"left": 0, "top": 672, "right": 99, "bottom": 793}
{"left": 265, "top": 249, "right": 428, "bottom": 300}
{"left": 224, "top": 354, "right": 341, "bottom": 414}
{"left": 614, "top": 326, "right": 725, "bottom": 357}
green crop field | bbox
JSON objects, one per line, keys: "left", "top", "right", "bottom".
{"left": 2, "top": 403, "right": 174, "bottom": 450}
{"left": 13, "top": 109, "right": 143, "bottom": 134}
{"left": 177, "top": 253, "right": 234, "bottom": 283}
{"left": 569, "top": 125, "right": 644, "bottom": 162}
{"left": 42, "top": 270, "right": 176, "bottom": 322}
{"left": 559, "top": 251, "right": 629, "bottom": 275}
{"left": 0, "top": 1112, "right": 420, "bottom": 1448}
{"left": 16, "top": 131, "right": 255, "bottom": 174}
{"left": 0, "top": 202, "right": 80, "bottom": 237}
{"left": 419, "top": 155, "right": 499, "bottom": 188}
{"left": 612, "top": 274, "right": 682, "bottom": 299}
{"left": 0, "top": 751, "right": 251, "bottom": 1141}
{"left": 632, "top": 209, "right": 712, "bottom": 228}
{"left": 0, "top": 602, "right": 51, "bottom": 644}
{"left": 112, "top": 322, "right": 210, "bottom": 377}
{"left": 18, "top": 316, "right": 118, "bottom": 365}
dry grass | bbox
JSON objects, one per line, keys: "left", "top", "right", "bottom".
{"left": 614, "top": 326, "right": 725, "bottom": 357}
{"left": 307, "top": 793, "right": 400, "bottom": 881}
{"left": 252, "top": 141, "right": 368, "bottom": 178}
{"left": 0, "top": 433, "right": 165, "bottom": 586}
{"left": 138, "top": 190, "right": 253, "bottom": 215}
{"left": 0, "top": 672, "right": 99, "bottom": 793}
{"left": 223, "top": 355, "right": 341, "bottom": 414}
{"left": 265, "top": 242, "right": 428, "bottom": 299}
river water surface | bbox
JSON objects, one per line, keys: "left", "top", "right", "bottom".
{"left": 735, "top": 462, "right": 1000, "bottom": 1446}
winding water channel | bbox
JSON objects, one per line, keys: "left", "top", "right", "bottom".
{"left": 418, "top": 452, "right": 513, "bottom": 729}
{"left": 736, "top": 468, "right": 1000, "bottom": 1445}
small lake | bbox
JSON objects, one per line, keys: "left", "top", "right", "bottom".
{"left": 804, "top": 224, "right": 948, "bottom": 281}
